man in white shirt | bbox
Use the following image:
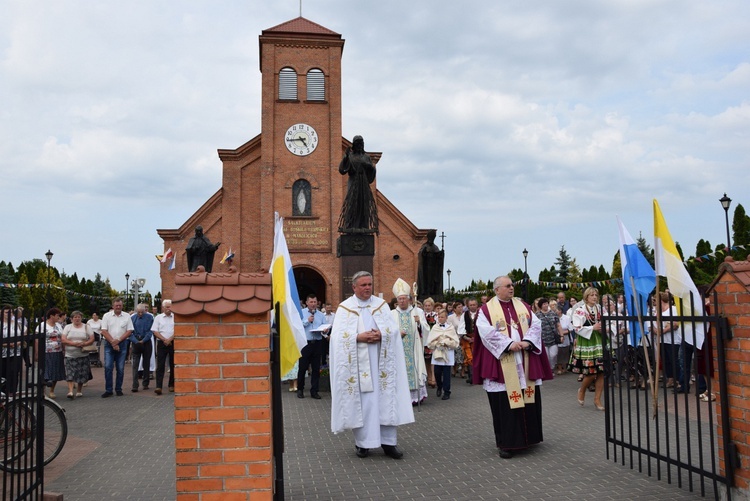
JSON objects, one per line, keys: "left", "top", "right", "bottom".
{"left": 100, "top": 297, "right": 134, "bottom": 397}
{"left": 152, "top": 299, "right": 175, "bottom": 395}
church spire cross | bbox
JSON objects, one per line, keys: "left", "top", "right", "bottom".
{"left": 439, "top": 231, "right": 446, "bottom": 250}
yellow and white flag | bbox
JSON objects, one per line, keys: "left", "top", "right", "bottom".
{"left": 653, "top": 199, "right": 705, "bottom": 348}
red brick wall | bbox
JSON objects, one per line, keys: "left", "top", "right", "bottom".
{"left": 174, "top": 311, "right": 273, "bottom": 500}
{"left": 712, "top": 275, "right": 750, "bottom": 491}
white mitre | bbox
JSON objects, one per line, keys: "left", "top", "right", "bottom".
{"left": 392, "top": 278, "right": 411, "bottom": 298}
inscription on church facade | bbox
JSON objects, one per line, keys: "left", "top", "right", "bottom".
{"left": 286, "top": 218, "right": 330, "bottom": 250}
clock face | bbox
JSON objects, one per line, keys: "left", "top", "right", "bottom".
{"left": 285, "top": 123, "right": 318, "bottom": 156}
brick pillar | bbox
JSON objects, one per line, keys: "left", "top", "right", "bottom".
{"left": 171, "top": 270, "right": 273, "bottom": 501}
{"left": 709, "top": 257, "right": 750, "bottom": 500}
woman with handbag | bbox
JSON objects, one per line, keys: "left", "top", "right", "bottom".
{"left": 61, "top": 310, "right": 96, "bottom": 399}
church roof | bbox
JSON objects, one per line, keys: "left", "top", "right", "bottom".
{"left": 263, "top": 16, "right": 340, "bottom": 38}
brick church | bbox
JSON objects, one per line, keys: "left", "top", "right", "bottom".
{"left": 157, "top": 17, "right": 431, "bottom": 304}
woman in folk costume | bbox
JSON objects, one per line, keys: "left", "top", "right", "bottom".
{"left": 473, "top": 276, "right": 552, "bottom": 458}
{"left": 391, "top": 278, "right": 429, "bottom": 405}
{"left": 568, "top": 287, "right": 606, "bottom": 410}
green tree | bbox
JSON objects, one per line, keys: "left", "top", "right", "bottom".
{"left": 555, "top": 246, "right": 571, "bottom": 281}
{"left": 32, "top": 267, "right": 68, "bottom": 314}
{"left": 17, "top": 271, "right": 34, "bottom": 314}
{"left": 538, "top": 266, "right": 557, "bottom": 283}
{"left": 567, "top": 259, "right": 582, "bottom": 286}
{"left": 0, "top": 262, "right": 18, "bottom": 306}
{"left": 636, "top": 232, "right": 654, "bottom": 267}
{"left": 732, "top": 203, "right": 750, "bottom": 255}
{"left": 687, "top": 239, "right": 718, "bottom": 286}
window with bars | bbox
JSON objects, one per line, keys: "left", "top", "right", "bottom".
{"left": 306, "top": 69, "right": 325, "bottom": 101}
{"left": 279, "top": 67, "right": 298, "bottom": 100}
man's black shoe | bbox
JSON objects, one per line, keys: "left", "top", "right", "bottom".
{"left": 311, "top": 392, "right": 321, "bottom": 400}
{"left": 436, "top": 388, "right": 442, "bottom": 397}
{"left": 355, "top": 447, "right": 369, "bottom": 458}
{"left": 101, "top": 392, "right": 113, "bottom": 398}
{"left": 442, "top": 393, "right": 450, "bottom": 400}
{"left": 131, "top": 388, "right": 139, "bottom": 393}
{"left": 382, "top": 444, "right": 404, "bottom": 459}
{"left": 297, "top": 389, "right": 305, "bottom": 399}
{"left": 498, "top": 449, "right": 514, "bottom": 459}
{"left": 116, "top": 390, "right": 124, "bottom": 396}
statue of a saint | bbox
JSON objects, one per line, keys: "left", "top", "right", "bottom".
{"left": 338, "top": 135, "right": 378, "bottom": 234}
{"left": 186, "top": 226, "right": 221, "bottom": 272}
{"left": 417, "top": 230, "right": 444, "bottom": 298}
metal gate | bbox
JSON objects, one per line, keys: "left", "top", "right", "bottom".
{"left": 1, "top": 308, "right": 46, "bottom": 500}
{"left": 601, "top": 291, "right": 735, "bottom": 500}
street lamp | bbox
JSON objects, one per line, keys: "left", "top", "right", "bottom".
{"left": 447, "top": 269, "right": 452, "bottom": 295}
{"left": 720, "top": 193, "right": 732, "bottom": 253}
{"left": 45, "top": 250, "right": 53, "bottom": 309}
{"left": 522, "top": 248, "right": 529, "bottom": 302}
{"left": 125, "top": 273, "right": 130, "bottom": 310}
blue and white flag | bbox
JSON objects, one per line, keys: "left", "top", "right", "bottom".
{"left": 617, "top": 216, "right": 656, "bottom": 346}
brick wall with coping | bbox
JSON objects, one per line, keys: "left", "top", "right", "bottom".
{"left": 708, "top": 257, "right": 750, "bottom": 499}
{"left": 172, "top": 270, "right": 273, "bottom": 501}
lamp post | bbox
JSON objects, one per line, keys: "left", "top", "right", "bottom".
{"left": 447, "top": 269, "right": 452, "bottom": 297}
{"left": 522, "top": 248, "right": 529, "bottom": 303}
{"left": 45, "top": 249, "right": 53, "bottom": 309}
{"left": 720, "top": 193, "right": 732, "bottom": 254}
{"left": 125, "top": 273, "right": 130, "bottom": 310}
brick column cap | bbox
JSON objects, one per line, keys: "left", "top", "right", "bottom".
{"left": 172, "top": 268, "right": 272, "bottom": 316}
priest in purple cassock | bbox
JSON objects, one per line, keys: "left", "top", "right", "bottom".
{"left": 472, "top": 275, "right": 553, "bottom": 459}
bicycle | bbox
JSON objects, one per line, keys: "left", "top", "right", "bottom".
{"left": 0, "top": 380, "right": 67, "bottom": 473}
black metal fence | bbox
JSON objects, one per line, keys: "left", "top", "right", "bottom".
{"left": 1, "top": 308, "right": 46, "bottom": 500}
{"left": 601, "top": 291, "right": 733, "bottom": 500}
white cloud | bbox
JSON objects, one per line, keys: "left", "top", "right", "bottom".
{"left": 1, "top": 0, "right": 748, "bottom": 295}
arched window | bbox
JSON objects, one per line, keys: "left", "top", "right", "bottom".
{"left": 292, "top": 179, "right": 312, "bottom": 216}
{"left": 306, "top": 69, "right": 325, "bottom": 101}
{"left": 279, "top": 67, "right": 297, "bottom": 100}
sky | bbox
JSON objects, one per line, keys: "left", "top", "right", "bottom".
{"left": 1, "top": 1, "right": 749, "bottom": 298}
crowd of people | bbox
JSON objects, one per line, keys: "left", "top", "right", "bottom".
{"left": 288, "top": 272, "right": 716, "bottom": 461}
{"left": 289, "top": 273, "right": 554, "bottom": 460}
{"left": 0, "top": 297, "right": 175, "bottom": 400}
{"left": 3, "top": 271, "right": 717, "bottom": 466}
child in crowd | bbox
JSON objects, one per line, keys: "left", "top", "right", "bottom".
{"left": 427, "top": 310, "right": 459, "bottom": 400}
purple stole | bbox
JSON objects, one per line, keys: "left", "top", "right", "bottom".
{"left": 472, "top": 299, "right": 552, "bottom": 386}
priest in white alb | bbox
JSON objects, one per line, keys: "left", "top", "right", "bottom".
{"left": 330, "top": 271, "right": 414, "bottom": 459}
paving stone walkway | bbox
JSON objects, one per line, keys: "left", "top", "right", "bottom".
{"left": 41, "top": 367, "right": 711, "bottom": 500}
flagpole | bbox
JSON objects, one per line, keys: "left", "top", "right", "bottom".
{"left": 630, "top": 276, "right": 656, "bottom": 413}
{"left": 652, "top": 277, "right": 661, "bottom": 418}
